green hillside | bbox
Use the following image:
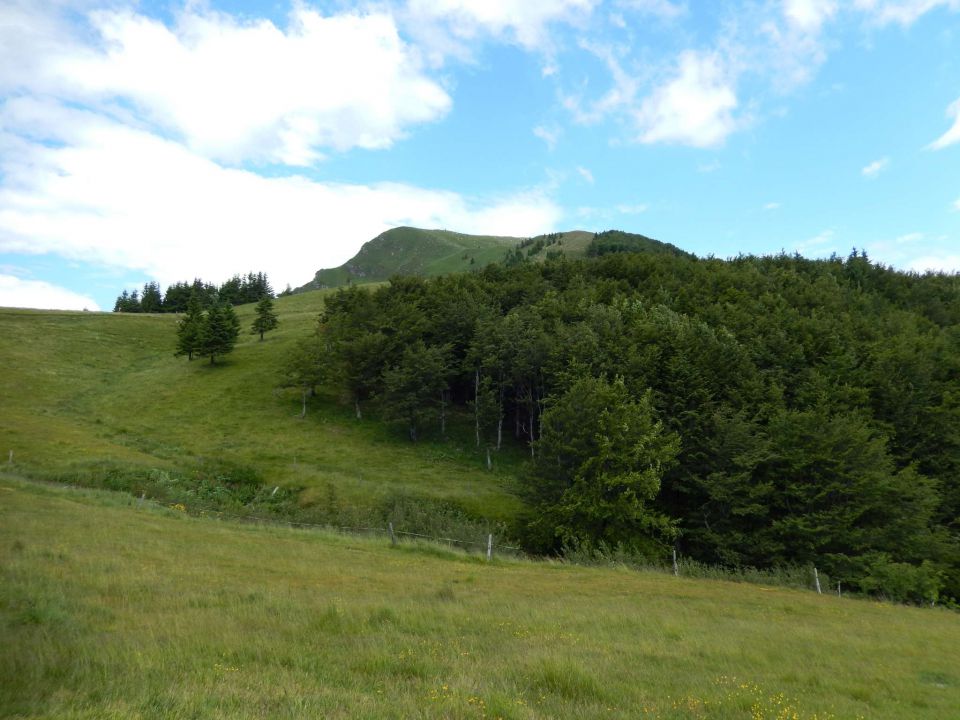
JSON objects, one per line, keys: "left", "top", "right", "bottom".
{"left": 294, "top": 227, "right": 686, "bottom": 291}
{"left": 297, "top": 227, "right": 523, "bottom": 291}
{"left": 0, "top": 298, "right": 522, "bottom": 522}
{"left": 4, "top": 475, "right": 959, "bottom": 719}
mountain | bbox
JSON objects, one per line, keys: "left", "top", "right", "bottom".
{"left": 294, "top": 226, "right": 687, "bottom": 291}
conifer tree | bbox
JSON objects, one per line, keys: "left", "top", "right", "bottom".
{"left": 199, "top": 303, "right": 240, "bottom": 365}
{"left": 174, "top": 294, "right": 204, "bottom": 361}
{"left": 251, "top": 296, "right": 279, "bottom": 341}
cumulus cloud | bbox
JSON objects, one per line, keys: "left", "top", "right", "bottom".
{"left": 1, "top": 3, "right": 452, "bottom": 166}
{"left": 783, "top": 0, "right": 838, "bottom": 31}
{"left": 861, "top": 157, "right": 890, "bottom": 178}
{"left": 907, "top": 254, "right": 960, "bottom": 273}
{"left": 929, "top": 98, "right": 960, "bottom": 150}
{"left": 634, "top": 51, "right": 739, "bottom": 147}
{"left": 0, "top": 274, "right": 101, "bottom": 311}
{"left": 0, "top": 100, "right": 562, "bottom": 293}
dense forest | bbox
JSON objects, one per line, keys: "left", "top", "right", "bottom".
{"left": 285, "top": 248, "right": 960, "bottom": 603}
{"left": 113, "top": 272, "right": 274, "bottom": 313}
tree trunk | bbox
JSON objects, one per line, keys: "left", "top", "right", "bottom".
{"left": 474, "top": 369, "right": 480, "bottom": 447}
{"left": 486, "top": 447, "right": 492, "bottom": 470}
{"left": 440, "top": 390, "right": 447, "bottom": 435}
{"left": 496, "top": 387, "right": 503, "bottom": 450}
{"left": 259, "top": 330, "right": 264, "bottom": 341}
{"left": 355, "top": 398, "right": 362, "bottom": 420}
{"left": 209, "top": 354, "right": 215, "bottom": 365}
{"left": 300, "top": 389, "right": 307, "bottom": 419}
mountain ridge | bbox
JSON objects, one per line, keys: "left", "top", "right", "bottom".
{"left": 294, "top": 226, "right": 685, "bottom": 291}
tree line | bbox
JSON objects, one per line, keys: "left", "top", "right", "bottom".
{"left": 114, "top": 272, "right": 274, "bottom": 313}
{"left": 282, "top": 248, "right": 960, "bottom": 604}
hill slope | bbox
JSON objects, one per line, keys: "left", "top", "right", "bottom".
{"left": 297, "top": 227, "right": 524, "bottom": 291}
{"left": 0, "top": 298, "right": 522, "bottom": 521}
{"left": 3, "top": 475, "right": 959, "bottom": 719}
{"left": 295, "top": 227, "right": 687, "bottom": 291}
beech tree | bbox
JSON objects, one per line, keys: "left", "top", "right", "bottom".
{"left": 380, "top": 340, "right": 453, "bottom": 441}
{"left": 524, "top": 376, "right": 679, "bottom": 553}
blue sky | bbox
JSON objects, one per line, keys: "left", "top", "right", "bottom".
{"left": 1, "top": 0, "right": 958, "bottom": 311}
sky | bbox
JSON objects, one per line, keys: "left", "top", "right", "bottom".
{"left": 1, "top": 0, "right": 959, "bottom": 311}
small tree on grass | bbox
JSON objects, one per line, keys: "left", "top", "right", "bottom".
{"left": 279, "top": 335, "right": 326, "bottom": 417}
{"left": 251, "top": 295, "right": 279, "bottom": 341}
{"left": 199, "top": 303, "right": 240, "bottom": 365}
{"left": 174, "top": 294, "right": 204, "bottom": 361}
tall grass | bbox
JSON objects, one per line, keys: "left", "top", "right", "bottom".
{"left": 3, "top": 475, "right": 959, "bottom": 719}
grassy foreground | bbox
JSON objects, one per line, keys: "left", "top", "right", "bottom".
{"left": 3, "top": 476, "right": 959, "bottom": 719}
{"left": 0, "top": 297, "right": 522, "bottom": 520}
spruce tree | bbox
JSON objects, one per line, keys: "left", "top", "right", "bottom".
{"left": 251, "top": 296, "right": 279, "bottom": 341}
{"left": 199, "top": 303, "right": 240, "bottom": 365}
{"left": 174, "top": 294, "right": 204, "bottom": 361}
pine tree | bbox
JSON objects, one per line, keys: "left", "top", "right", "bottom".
{"left": 141, "top": 281, "right": 163, "bottom": 313}
{"left": 174, "top": 294, "right": 204, "bottom": 361}
{"left": 251, "top": 296, "right": 279, "bottom": 341}
{"left": 198, "top": 303, "right": 240, "bottom": 365}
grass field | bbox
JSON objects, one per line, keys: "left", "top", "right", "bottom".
{"left": 2, "top": 475, "right": 959, "bottom": 719}
{"left": 0, "top": 296, "right": 523, "bottom": 522}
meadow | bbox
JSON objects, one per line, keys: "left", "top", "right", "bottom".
{"left": 3, "top": 475, "right": 959, "bottom": 719}
{"left": 0, "top": 297, "right": 523, "bottom": 522}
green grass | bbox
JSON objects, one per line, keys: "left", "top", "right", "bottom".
{"left": 0, "top": 297, "right": 523, "bottom": 522}
{"left": 298, "top": 227, "right": 610, "bottom": 291}
{"left": 3, "top": 475, "right": 959, "bottom": 719}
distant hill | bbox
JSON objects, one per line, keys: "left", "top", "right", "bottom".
{"left": 295, "top": 226, "right": 689, "bottom": 291}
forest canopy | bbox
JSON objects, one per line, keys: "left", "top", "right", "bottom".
{"left": 290, "top": 248, "right": 960, "bottom": 603}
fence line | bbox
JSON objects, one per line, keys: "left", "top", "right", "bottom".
{"left": 160, "top": 497, "right": 522, "bottom": 556}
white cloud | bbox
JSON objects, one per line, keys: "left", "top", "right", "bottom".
{"left": 0, "top": 101, "right": 562, "bottom": 294}
{"left": 576, "top": 166, "right": 595, "bottom": 183}
{"left": 854, "top": 0, "right": 960, "bottom": 26}
{"left": 635, "top": 50, "right": 739, "bottom": 147}
{"left": 534, "top": 124, "right": 562, "bottom": 149}
{"left": 616, "top": 203, "right": 648, "bottom": 214}
{"left": 764, "top": 202, "right": 782, "bottom": 210}
{"left": 907, "top": 254, "right": 960, "bottom": 273}
{"left": 795, "top": 228, "right": 837, "bottom": 254}
{"left": 0, "top": 274, "right": 101, "bottom": 311}
{"left": 929, "top": 98, "right": 960, "bottom": 150}
{"left": 783, "top": 0, "right": 838, "bottom": 31}
{"left": 861, "top": 157, "right": 890, "bottom": 178}
{"left": 698, "top": 159, "right": 721, "bottom": 173}
{"left": 405, "top": 0, "right": 598, "bottom": 51}
{"left": 2, "top": 3, "right": 451, "bottom": 166}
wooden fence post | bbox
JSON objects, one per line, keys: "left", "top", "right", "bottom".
{"left": 814, "top": 567, "right": 822, "bottom": 594}
{"left": 486, "top": 534, "right": 493, "bottom": 561}
{"left": 672, "top": 547, "right": 679, "bottom": 577}
{"left": 389, "top": 522, "right": 397, "bottom": 546}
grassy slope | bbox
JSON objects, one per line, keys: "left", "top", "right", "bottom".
{"left": 3, "top": 476, "right": 959, "bottom": 720}
{"left": 302, "top": 227, "right": 523, "bottom": 290}
{"left": 0, "top": 298, "right": 522, "bottom": 520}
